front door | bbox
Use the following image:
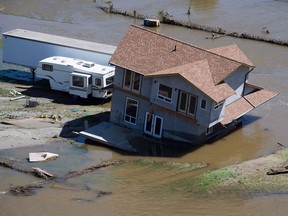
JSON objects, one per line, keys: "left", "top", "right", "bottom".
{"left": 144, "top": 112, "right": 163, "bottom": 138}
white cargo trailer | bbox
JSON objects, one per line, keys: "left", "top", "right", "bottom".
{"left": 2, "top": 29, "right": 116, "bottom": 72}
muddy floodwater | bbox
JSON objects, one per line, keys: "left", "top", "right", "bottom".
{"left": 1, "top": 0, "right": 288, "bottom": 215}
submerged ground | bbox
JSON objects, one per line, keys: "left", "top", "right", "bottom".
{"left": 1, "top": 69, "right": 288, "bottom": 196}
{"left": 1, "top": 0, "right": 288, "bottom": 214}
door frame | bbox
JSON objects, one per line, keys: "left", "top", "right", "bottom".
{"left": 144, "top": 112, "right": 163, "bottom": 138}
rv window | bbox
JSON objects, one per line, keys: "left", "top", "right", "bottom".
{"left": 42, "top": 64, "right": 53, "bottom": 71}
{"left": 106, "top": 76, "right": 114, "bottom": 86}
{"left": 95, "top": 78, "right": 102, "bottom": 87}
{"left": 72, "top": 76, "right": 84, "bottom": 88}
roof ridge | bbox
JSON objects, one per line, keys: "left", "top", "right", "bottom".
{"left": 130, "top": 25, "right": 213, "bottom": 56}
{"left": 130, "top": 25, "right": 249, "bottom": 68}
{"left": 208, "top": 44, "right": 254, "bottom": 68}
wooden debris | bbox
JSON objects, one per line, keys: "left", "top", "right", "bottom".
{"left": 66, "top": 160, "right": 121, "bottom": 178}
{"left": 277, "top": 142, "right": 285, "bottom": 147}
{"left": 9, "top": 95, "right": 26, "bottom": 101}
{"left": 267, "top": 168, "right": 288, "bottom": 175}
{"left": 10, "top": 184, "right": 44, "bottom": 196}
{"left": 32, "top": 167, "right": 54, "bottom": 179}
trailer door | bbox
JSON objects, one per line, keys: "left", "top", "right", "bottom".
{"left": 69, "top": 72, "right": 92, "bottom": 98}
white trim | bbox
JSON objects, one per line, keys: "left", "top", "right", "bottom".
{"left": 206, "top": 126, "right": 213, "bottom": 135}
{"left": 157, "top": 83, "right": 173, "bottom": 103}
{"left": 187, "top": 94, "right": 197, "bottom": 117}
{"left": 144, "top": 112, "right": 163, "bottom": 138}
{"left": 124, "top": 97, "right": 139, "bottom": 125}
{"left": 123, "top": 69, "right": 142, "bottom": 93}
{"left": 200, "top": 99, "right": 207, "bottom": 110}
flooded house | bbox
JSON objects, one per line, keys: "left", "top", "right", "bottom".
{"left": 80, "top": 25, "right": 277, "bottom": 151}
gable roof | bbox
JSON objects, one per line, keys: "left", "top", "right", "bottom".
{"left": 110, "top": 25, "right": 253, "bottom": 86}
{"left": 209, "top": 44, "right": 254, "bottom": 67}
{"left": 110, "top": 25, "right": 254, "bottom": 102}
{"left": 148, "top": 60, "right": 235, "bottom": 103}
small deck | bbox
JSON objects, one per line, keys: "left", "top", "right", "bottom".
{"left": 78, "top": 122, "right": 195, "bottom": 157}
{"left": 79, "top": 122, "right": 138, "bottom": 152}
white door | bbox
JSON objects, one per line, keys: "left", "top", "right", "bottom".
{"left": 144, "top": 112, "right": 163, "bottom": 138}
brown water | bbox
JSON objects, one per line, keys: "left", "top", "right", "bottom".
{"left": 1, "top": 0, "right": 288, "bottom": 215}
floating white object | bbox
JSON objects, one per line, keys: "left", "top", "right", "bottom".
{"left": 29, "top": 152, "right": 59, "bottom": 162}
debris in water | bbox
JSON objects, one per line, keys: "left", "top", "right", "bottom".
{"left": 29, "top": 152, "right": 59, "bottom": 162}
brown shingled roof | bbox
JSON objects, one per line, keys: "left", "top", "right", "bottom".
{"left": 244, "top": 88, "right": 278, "bottom": 107}
{"left": 221, "top": 98, "right": 254, "bottom": 125}
{"left": 221, "top": 88, "right": 277, "bottom": 125}
{"left": 148, "top": 60, "right": 235, "bottom": 103}
{"left": 110, "top": 25, "right": 245, "bottom": 85}
{"left": 209, "top": 44, "right": 254, "bottom": 67}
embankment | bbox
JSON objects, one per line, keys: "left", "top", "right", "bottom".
{"left": 98, "top": 3, "right": 288, "bottom": 47}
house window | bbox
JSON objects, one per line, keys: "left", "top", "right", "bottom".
{"left": 206, "top": 126, "right": 213, "bottom": 135}
{"left": 124, "top": 97, "right": 138, "bottom": 125}
{"left": 214, "top": 100, "right": 224, "bottom": 109}
{"left": 157, "top": 84, "right": 172, "bottom": 103}
{"left": 178, "top": 91, "right": 197, "bottom": 117}
{"left": 42, "top": 64, "right": 53, "bottom": 71}
{"left": 201, "top": 99, "right": 207, "bottom": 110}
{"left": 72, "top": 76, "right": 84, "bottom": 88}
{"left": 123, "top": 69, "right": 142, "bottom": 93}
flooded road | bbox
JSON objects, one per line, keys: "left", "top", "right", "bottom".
{"left": 1, "top": 0, "right": 288, "bottom": 215}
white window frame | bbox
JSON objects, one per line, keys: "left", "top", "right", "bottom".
{"left": 178, "top": 90, "right": 197, "bottom": 117}
{"left": 157, "top": 83, "right": 173, "bottom": 103}
{"left": 200, "top": 99, "right": 207, "bottom": 110}
{"left": 123, "top": 69, "right": 142, "bottom": 93}
{"left": 124, "top": 97, "right": 139, "bottom": 125}
{"left": 206, "top": 126, "right": 213, "bottom": 135}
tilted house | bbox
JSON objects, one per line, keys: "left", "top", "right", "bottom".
{"left": 108, "top": 25, "right": 277, "bottom": 145}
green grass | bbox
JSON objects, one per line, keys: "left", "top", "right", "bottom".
{"left": 0, "top": 88, "right": 12, "bottom": 97}
{"left": 0, "top": 39, "right": 2, "bottom": 48}
{"left": 132, "top": 159, "right": 208, "bottom": 171}
{"left": 168, "top": 167, "right": 238, "bottom": 194}
{"left": 195, "top": 168, "right": 237, "bottom": 192}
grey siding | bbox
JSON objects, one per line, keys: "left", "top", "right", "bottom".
{"left": 113, "top": 67, "right": 124, "bottom": 87}
{"left": 110, "top": 89, "right": 151, "bottom": 132}
{"left": 149, "top": 75, "right": 214, "bottom": 127}
{"left": 224, "top": 66, "right": 249, "bottom": 105}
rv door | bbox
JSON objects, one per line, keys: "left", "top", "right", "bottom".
{"left": 69, "top": 72, "right": 92, "bottom": 98}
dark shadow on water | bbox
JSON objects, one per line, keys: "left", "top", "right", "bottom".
{"left": 242, "top": 115, "right": 262, "bottom": 126}
{"left": 59, "top": 112, "right": 110, "bottom": 138}
{"left": 62, "top": 113, "right": 263, "bottom": 158}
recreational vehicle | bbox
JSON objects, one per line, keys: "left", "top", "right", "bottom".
{"left": 36, "top": 56, "right": 115, "bottom": 99}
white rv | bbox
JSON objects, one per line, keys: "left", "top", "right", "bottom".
{"left": 36, "top": 56, "right": 115, "bottom": 99}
